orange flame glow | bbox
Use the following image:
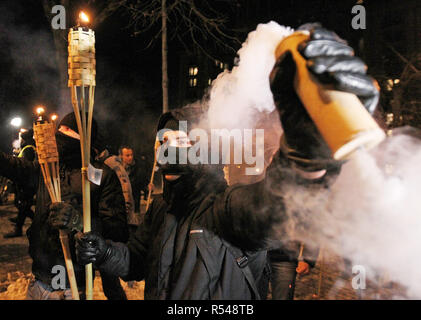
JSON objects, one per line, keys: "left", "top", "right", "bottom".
{"left": 79, "top": 11, "right": 90, "bottom": 23}
{"left": 51, "top": 114, "right": 58, "bottom": 121}
{"left": 35, "top": 106, "right": 45, "bottom": 115}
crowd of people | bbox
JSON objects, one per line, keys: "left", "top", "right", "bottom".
{"left": 0, "top": 25, "right": 380, "bottom": 300}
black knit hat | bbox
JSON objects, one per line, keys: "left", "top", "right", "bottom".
{"left": 156, "top": 104, "right": 207, "bottom": 134}
{"left": 157, "top": 112, "right": 181, "bottom": 132}
{"left": 20, "top": 128, "right": 34, "bottom": 141}
{"left": 20, "top": 128, "right": 35, "bottom": 146}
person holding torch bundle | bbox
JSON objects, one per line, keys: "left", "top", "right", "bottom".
{"left": 4, "top": 128, "right": 37, "bottom": 239}
{"left": 74, "top": 25, "right": 380, "bottom": 300}
{"left": 0, "top": 111, "right": 129, "bottom": 300}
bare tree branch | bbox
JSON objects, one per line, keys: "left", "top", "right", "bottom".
{"left": 89, "top": 0, "right": 126, "bottom": 28}
{"left": 121, "top": 0, "right": 240, "bottom": 57}
{"left": 384, "top": 42, "right": 420, "bottom": 73}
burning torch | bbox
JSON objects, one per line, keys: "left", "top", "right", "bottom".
{"left": 35, "top": 105, "right": 46, "bottom": 122}
{"left": 50, "top": 113, "right": 58, "bottom": 126}
{"left": 273, "top": 31, "right": 385, "bottom": 160}
{"left": 32, "top": 111, "right": 80, "bottom": 300}
{"left": 68, "top": 10, "right": 96, "bottom": 300}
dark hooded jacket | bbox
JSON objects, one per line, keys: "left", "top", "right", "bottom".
{"left": 0, "top": 121, "right": 128, "bottom": 288}
{"left": 14, "top": 129, "right": 37, "bottom": 206}
{"left": 96, "top": 103, "right": 341, "bottom": 299}
{"left": 101, "top": 166, "right": 279, "bottom": 299}
{"left": 96, "top": 107, "right": 291, "bottom": 300}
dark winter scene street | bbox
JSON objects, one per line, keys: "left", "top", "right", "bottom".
{"left": 0, "top": 0, "right": 420, "bottom": 306}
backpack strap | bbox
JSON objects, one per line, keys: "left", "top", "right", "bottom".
{"left": 222, "top": 239, "right": 261, "bottom": 300}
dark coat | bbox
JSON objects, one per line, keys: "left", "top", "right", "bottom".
{"left": 98, "top": 166, "right": 284, "bottom": 300}
{"left": 15, "top": 144, "right": 37, "bottom": 205}
{"left": 0, "top": 152, "right": 129, "bottom": 288}
{"left": 96, "top": 105, "right": 332, "bottom": 300}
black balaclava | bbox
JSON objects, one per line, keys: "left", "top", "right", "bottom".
{"left": 156, "top": 111, "right": 226, "bottom": 214}
{"left": 158, "top": 112, "right": 196, "bottom": 211}
{"left": 56, "top": 112, "right": 98, "bottom": 168}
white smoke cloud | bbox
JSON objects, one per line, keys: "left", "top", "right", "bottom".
{"left": 207, "top": 21, "right": 293, "bottom": 130}
{"left": 328, "top": 128, "right": 421, "bottom": 298}
{"left": 278, "top": 127, "right": 421, "bottom": 298}
{"left": 204, "top": 21, "right": 421, "bottom": 299}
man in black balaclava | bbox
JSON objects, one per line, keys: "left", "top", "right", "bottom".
{"left": 0, "top": 112, "right": 129, "bottom": 300}
{"left": 155, "top": 111, "right": 216, "bottom": 214}
{"left": 74, "top": 26, "right": 380, "bottom": 300}
{"left": 75, "top": 107, "right": 272, "bottom": 300}
{"left": 5, "top": 129, "right": 37, "bottom": 238}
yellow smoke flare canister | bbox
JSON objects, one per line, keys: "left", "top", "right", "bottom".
{"left": 272, "top": 31, "right": 385, "bottom": 160}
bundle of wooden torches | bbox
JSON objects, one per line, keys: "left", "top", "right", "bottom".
{"left": 29, "top": 11, "right": 97, "bottom": 300}
{"left": 33, "top": 113, "right": 80, "bottom": 300}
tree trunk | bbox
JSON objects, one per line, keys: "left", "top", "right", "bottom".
{"left": 161, "top": 0, "right": 169, "bottom": 114}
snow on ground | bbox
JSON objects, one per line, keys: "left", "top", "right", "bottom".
{"left": 0, "top": 271, "right": 145, "bottom": 300}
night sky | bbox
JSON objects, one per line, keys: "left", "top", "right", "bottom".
{"left": 0, "top": 0, "right": 371, "bottom": 157}
{"left": 0, "top": 0, "right": 164, "bottom": 157}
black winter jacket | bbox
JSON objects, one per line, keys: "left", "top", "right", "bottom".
{"left": 15, "top": 144, "right": 37, "bottom": 205}
{"left": 97, "top": 146, "right": 337, "bottom": 299}
{"left": 98, "top": 158, "right": 292, "bottom": 300}
{"left": 0, "top": 152, "right": 129, "bottom": 288}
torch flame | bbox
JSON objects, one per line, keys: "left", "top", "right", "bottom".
{"left": 36, "top": 106, "right": 45, "bottom": 115}
{"left": 79, "top": 11, "right": 90, "bottom": 23}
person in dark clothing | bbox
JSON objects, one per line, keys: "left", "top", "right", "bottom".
{"left": 73, "top": 26, "right": 380, "bottom": 300}
{"left": 0, "top": 112, "right": 129, "bottom": 300}
{"left": 119, "top": 146, "right": 147, "bottom": 215}
{"left": 17, "top": 129, "right": 36, "bottom": 162}
{"left": 5, "top": 129, "right": 37, "bottom": 238}
{"left": 96, "top": 147, "right": 138, "bottom": 239}
{"left": 74, "top": 110, "right": 274, "bottom": 300}
{"left": 269, "top": 236, "right": 320, "bottom": 300}
{"left": 267, "top": 134, "right": 330, "bottom": 300}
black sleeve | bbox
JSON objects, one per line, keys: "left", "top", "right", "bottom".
{"left": 0, "top": 151, "right": 39, "bottom": 186}
{"left": 98, "top": 241, "right": 131, "bottom": 278}
{"left": 97, "top": 167, "right": 129, "bottom": 243}
{"left": 212, "top": 161, "right": 287, "bottom": 252}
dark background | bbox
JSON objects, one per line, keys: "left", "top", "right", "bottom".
{"left": 0, "top": 0, "right": 419, "bottom": 165}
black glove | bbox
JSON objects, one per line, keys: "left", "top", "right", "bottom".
{"left": 75, "top": 231, "right": 111, "bottom": 267}
{"left": 48, "top": 202, "right": 83, "bottom": 232}
{"left": 270, "top": 24, "right": 380, "bottom": 165}
{"left": 300, "top": 26, "right": 379, "bottom": 113}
